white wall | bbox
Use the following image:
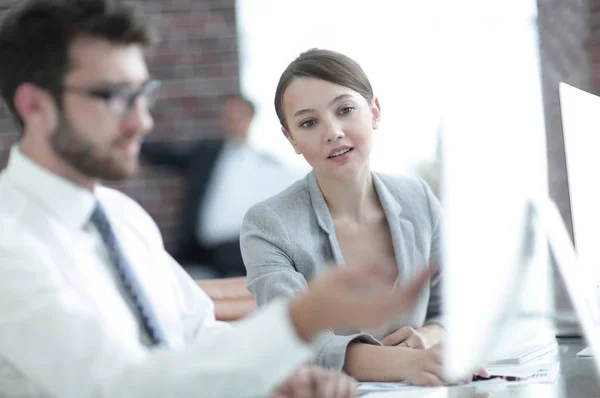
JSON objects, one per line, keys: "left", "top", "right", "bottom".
{"left": 236, "top": 1, "right": 446, "bottom": 175}
{"left": 236, "top": 1, "right": 545, "bottom": 181}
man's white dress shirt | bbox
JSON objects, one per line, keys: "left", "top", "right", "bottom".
{"left": 199, "top": 141, "right": 302, "bottom": 246}
{"left": 0, "top": 146, "right": 314, "bottom": 398}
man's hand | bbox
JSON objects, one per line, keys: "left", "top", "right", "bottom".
{"left": 270, "top": 366, "right": 356, "bottom": 398}
{"left": 381, "top": 324, "right": 445, "bottom": 349}
{"left": 289, "top": 265, "right": 431, "bottom": 342}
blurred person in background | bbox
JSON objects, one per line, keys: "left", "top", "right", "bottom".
{"left": 142, "top": 94, "right": 300, "bottom": 278}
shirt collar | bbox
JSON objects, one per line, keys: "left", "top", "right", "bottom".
{"left": 5, "top": 145, "right": 98, "bottom": 229}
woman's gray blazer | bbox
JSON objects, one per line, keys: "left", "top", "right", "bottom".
{"left": 240, "top": 171, "right": 443, "bottom": 370}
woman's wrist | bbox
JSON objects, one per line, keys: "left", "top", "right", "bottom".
{"left": 419, "top": 323, "right": 445, "bottom": 346}
{"left": 344, "top": 343, "right": 411, "bottom": 382}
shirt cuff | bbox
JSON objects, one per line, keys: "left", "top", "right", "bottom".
{"left": 250, "top": 298, "right": 317, "bottom": 361}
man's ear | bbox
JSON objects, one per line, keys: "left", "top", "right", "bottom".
{"left": 282, "top": 127, "right": 302, "bottom": 155}
{"left": 14, "top": 83, "right": 58, "bottom": 137}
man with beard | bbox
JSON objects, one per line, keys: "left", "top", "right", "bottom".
{"left": 0, "top": 1, "right": 431, "bottom": 398}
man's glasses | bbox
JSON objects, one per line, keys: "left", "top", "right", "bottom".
{"left": 62, "top": 79, "right": 161, "bottom": 117}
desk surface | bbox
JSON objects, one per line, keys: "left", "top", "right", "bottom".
{"left": 444, "top": 337, "right": 600, "bottom": 398}
{"left": 358, "top": 337, "right": 599, "bottom": 398}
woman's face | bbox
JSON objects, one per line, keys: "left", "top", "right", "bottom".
{"left": 281, "top": 77, "right": 380, "bottom": 179}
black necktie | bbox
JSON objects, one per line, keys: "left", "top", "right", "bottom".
{"left": 90, "top": 203, "right": 167, "bottom": 347}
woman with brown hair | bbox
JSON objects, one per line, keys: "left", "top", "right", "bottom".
{"left": 241, "top": 49, "right": 451, "bottom": 386}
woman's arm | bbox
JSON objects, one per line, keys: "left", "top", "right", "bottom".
{"left": 241, "top": 201, "right": 448, "bottom": 385}
{"left": 344, "top": 342, "right": 446, "bottom": 386}
{"left": 240, "top": 203, "right": 381, "bottom": 371}
{"left": 421, "top": 179, "right": 444, "bottom": 326}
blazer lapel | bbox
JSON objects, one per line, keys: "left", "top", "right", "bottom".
{"left": 372, "top": 173, "right": 416, "bottom": 285}
{"left": 307, "top": 172, "right": 345, "bottom": 265}
{"left": 308, "top": 171, "right": 416, "bottom": 273}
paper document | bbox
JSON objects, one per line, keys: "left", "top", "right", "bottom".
{"left": 577, "top": 346, "right": 594, "bottom": 357}
{"left": 357, "top": 361, "right": 560, "bottom": 394}
{"left": 486, "top": 361, "right": 560, "bottom": 382}
{"left": 357, "top": 382, "right": 411, "bottom": 393}
{"left": 361, "top": 389, "right": 446, "bottom": 398}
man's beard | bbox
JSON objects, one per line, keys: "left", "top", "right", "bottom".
{"left": 50, "top": 114, "right": 139, "bottom": 182}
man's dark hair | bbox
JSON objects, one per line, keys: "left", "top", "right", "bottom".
{"left": 0, "top": 0, "right": 158, "bottom": 130}
{"left": 221, "top": 94, "right": 256, "bottom": 117}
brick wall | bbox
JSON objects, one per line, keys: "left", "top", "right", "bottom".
{"left": 537, "top": 0, "right": 597, "bottom": 329}
{"left": 537, "top": 0, "right": 596, "bottom": 241}
{"left": 0, "top": 0, "right": 240, "bottom": 251}
{"left": 0, "top": 2, "right": 16, "bottom": 172}
{"left": 590, "top": 1, "right": 600, "bottom": 87}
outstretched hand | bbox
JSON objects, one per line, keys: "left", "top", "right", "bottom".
{"left": 289, "top": 265, "right": 431, "bottom": 342}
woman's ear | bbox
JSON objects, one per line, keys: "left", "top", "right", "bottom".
{"left": 371, "top": 97, "right": 381, "bottom": 130}
{"left": 282, "top": 127, "right": 302, "bottom": 155}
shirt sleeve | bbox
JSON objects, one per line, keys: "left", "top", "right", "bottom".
{"left": 0, "top": 246, "right": 315, "bottom": 398}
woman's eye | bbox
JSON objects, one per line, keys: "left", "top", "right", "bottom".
{"left": 339, "top": 106, "right": 355, "bottom": 115}
{"left": 300, "top": 119, "right": 315, "bottom": 128}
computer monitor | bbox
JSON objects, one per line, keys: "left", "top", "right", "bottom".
{"left": 560, "top": 82, "right": 600, "bottom": 296}
{"left": 440, "top": 82, "right": 600, "bottom": 382}
{"left": 438, "top": 84, "right": 556, "bottom": 381}
{"left": 559, "top": 81, "right": 600, "bottom": 354}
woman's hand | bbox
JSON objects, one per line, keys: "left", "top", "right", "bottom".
{"left": 381, "top": 323, "right": 445, "bottom": 349}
